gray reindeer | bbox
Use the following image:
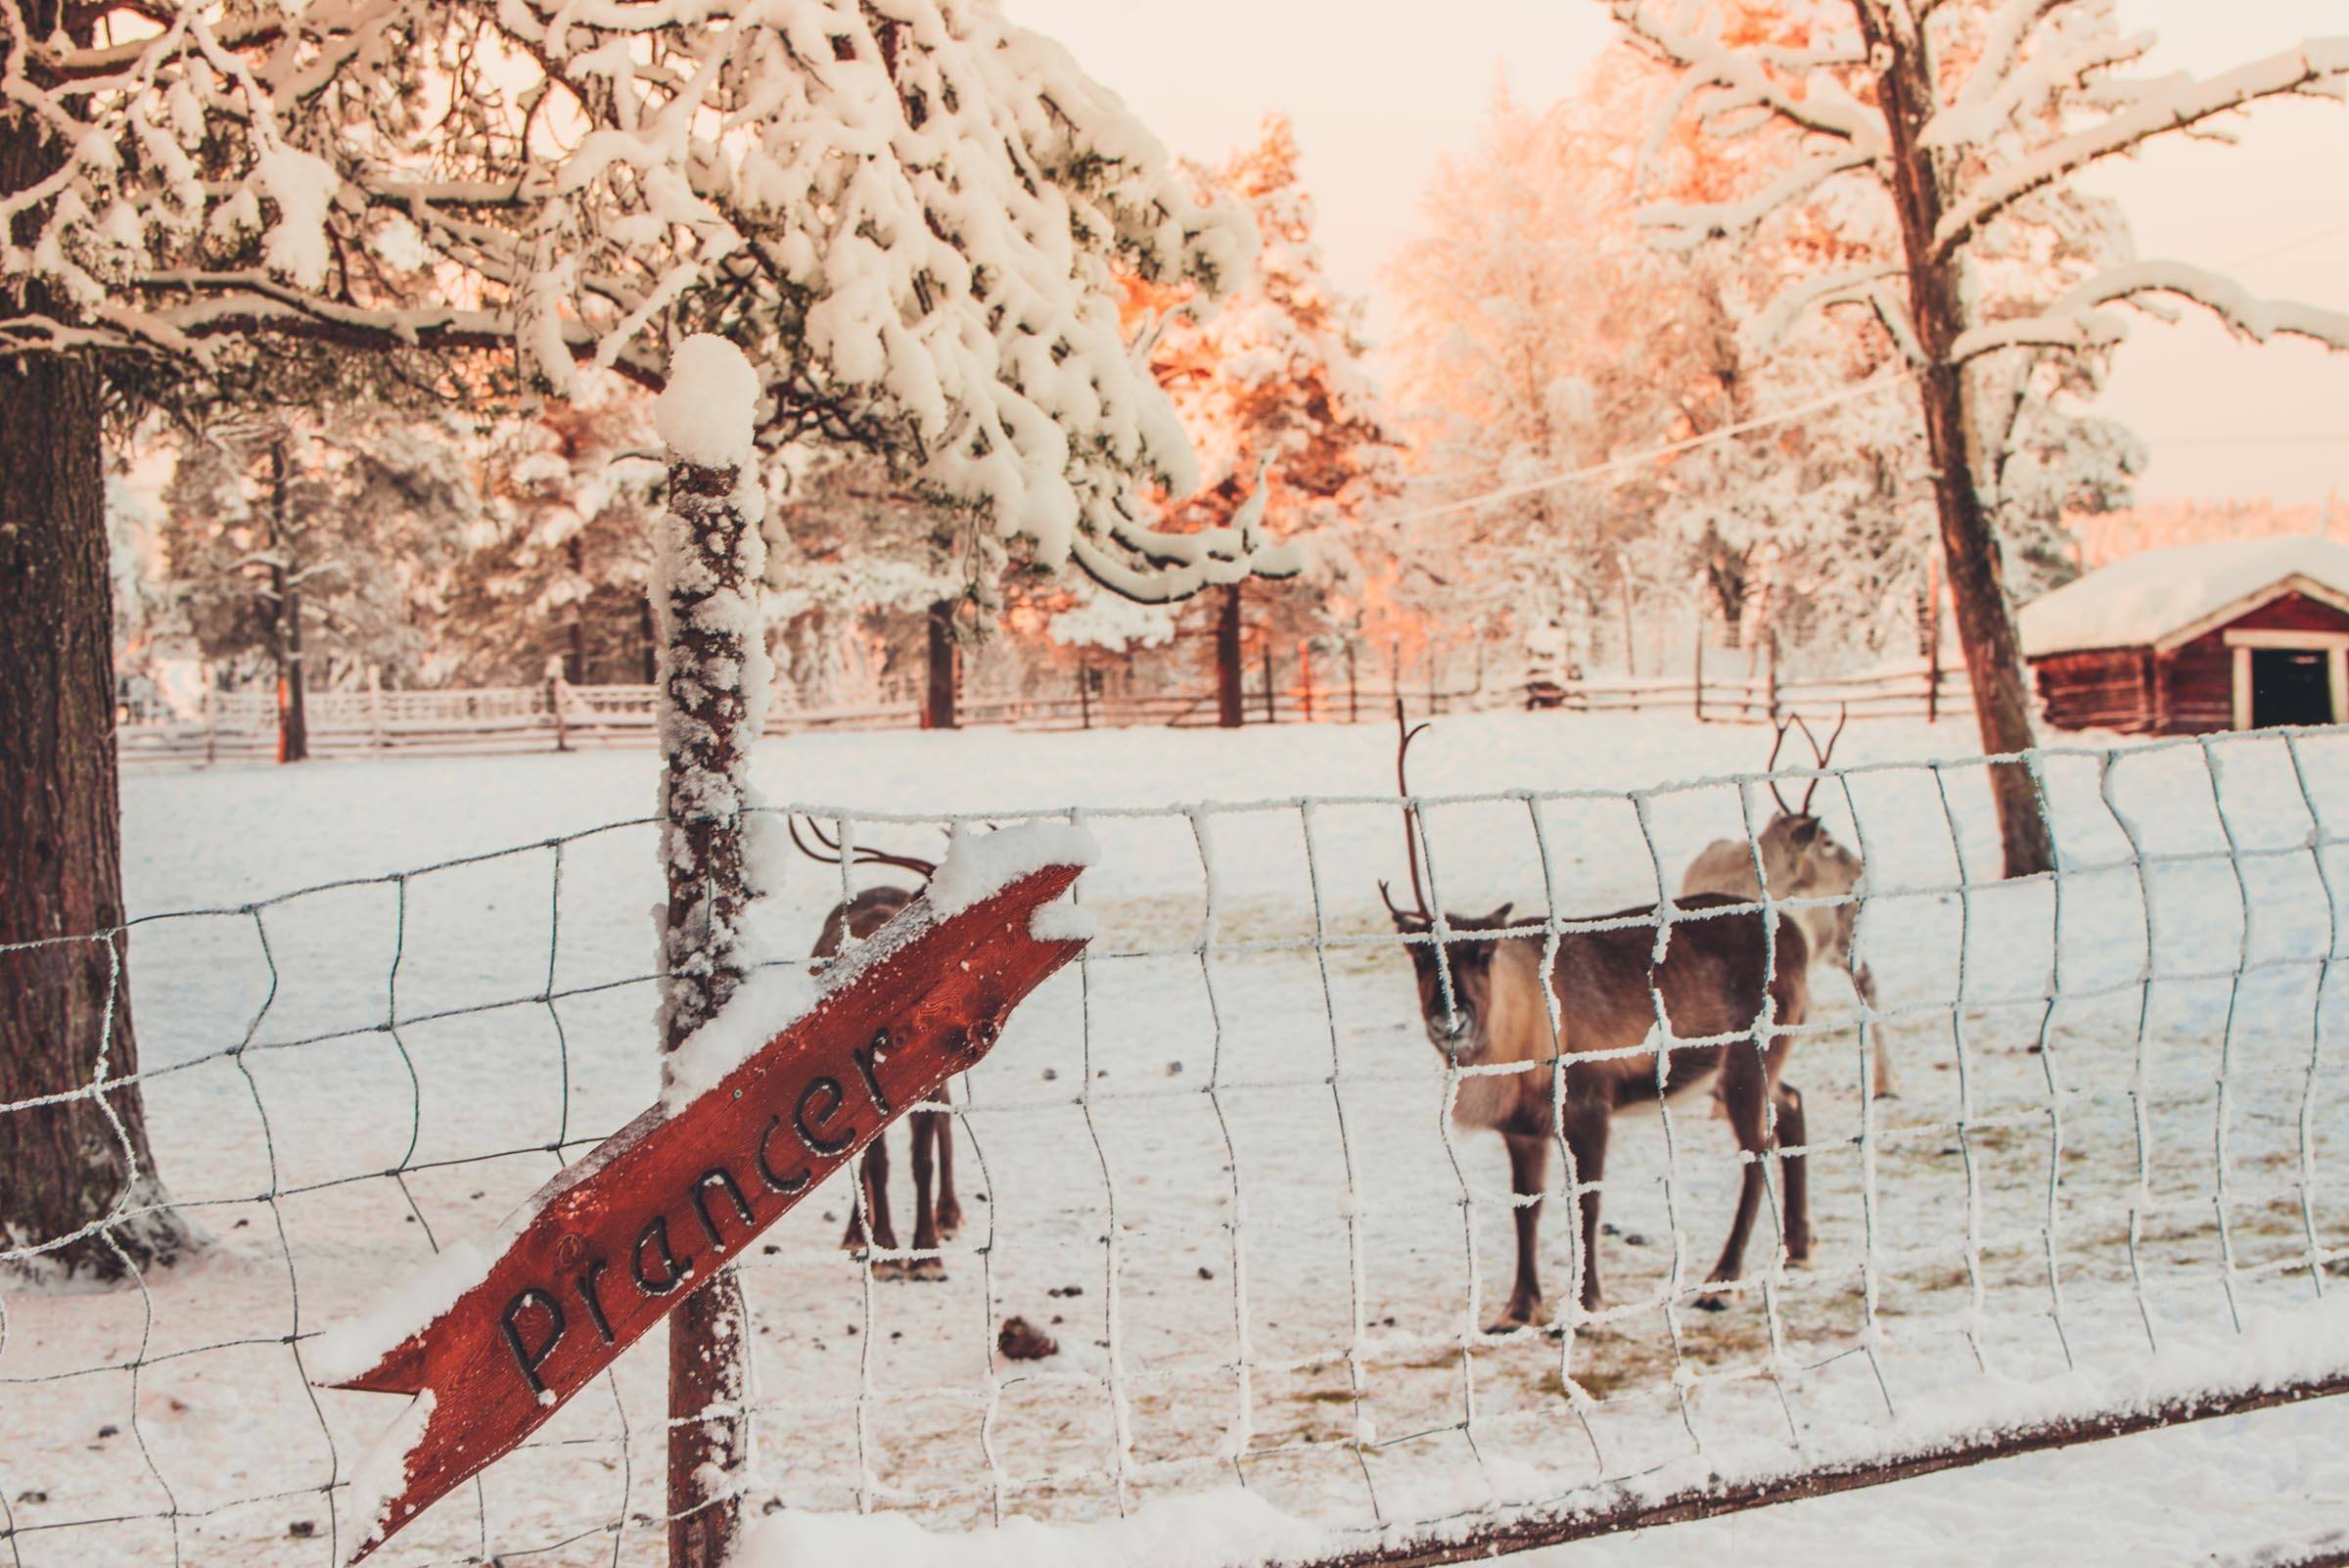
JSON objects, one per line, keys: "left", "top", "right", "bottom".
{"left": 1680, "top": 709, "right": 1889, "bottom": 1095}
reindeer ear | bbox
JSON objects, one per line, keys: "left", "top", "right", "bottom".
{"left": 1790, "top": 818, "right": 1821, "bottom": 846}
{"left": 1489, "top": 902, "right": 1514, "bottom": 924}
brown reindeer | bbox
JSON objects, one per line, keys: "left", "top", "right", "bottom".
{"left": 795, "top": 817, "right": 964, "bottom": 1278}
{"left": 1680, "top": 709, "right": 1890, "bottom": 1095}
{"left": 1379, "top": 710, "right": 1812, "bottom": 1330}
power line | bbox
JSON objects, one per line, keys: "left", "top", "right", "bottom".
{"left": 1360, "top": 371, "right": 1918, "bottom": 531}
{"left": 2220, "top": 220, "right": 2349, "bottom": 273}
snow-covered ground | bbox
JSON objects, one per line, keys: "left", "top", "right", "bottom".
{"left": 7, "top": 711, "right": 2348, "bottom": 1567}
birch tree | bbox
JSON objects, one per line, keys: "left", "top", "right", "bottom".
{"left": 1, "top": 0, "right": 1278, "bottom": 1283}
{"left": 1611, "top": 0, "right": 2349, "bottom": 876}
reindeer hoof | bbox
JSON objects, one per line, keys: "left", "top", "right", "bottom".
{"left": 1692, "top": 1291, "right": 1731, "bottom": 1314}
{"left": 906, "top": 1256, "right": 948, "bottom": 1281}
{"left": 936, "top": 1207, "right": 965, "bottom": 1237}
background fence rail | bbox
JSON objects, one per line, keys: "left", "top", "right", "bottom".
{"left": 116, "top": 660, "right": 1974, "bottom": 764}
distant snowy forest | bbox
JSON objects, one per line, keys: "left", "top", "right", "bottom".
{"left": 85, "top": 9, "right": 2344, "bottom": 730}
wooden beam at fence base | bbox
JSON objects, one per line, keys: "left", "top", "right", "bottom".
{"left": 1276, "top": 1371, "right": 2349, "bottom": 1568}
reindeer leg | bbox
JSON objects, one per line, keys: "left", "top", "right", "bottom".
{"left": 1855, "top": 959, "right": 1895, "bottom": 1098}
{"left": 1700, "top": 1051, "right": 1770, "bottom": 1311}
{"left": 906, "top": 1112, "right": 944, "bottom": 1279}
{"left": 933, "top": 1107, "right": 964, "bottom": 1236}
{"left": 1489, "top": 1133, "right": 1549, "bottom": 1333}
{"left": 841, "top": 1139, "right": 872, "bottom": 1253}
{"left": 1774, "top": 1080, "right": 1811, "bottom": 1265}
{"left": 865, "top": 1135, "right": 904, "bottom": 1276}
{"left": 1561, "top": 1100, "right": 1611, "bottom": 1317}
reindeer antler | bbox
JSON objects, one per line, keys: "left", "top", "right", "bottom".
{"left": 787, "top": 814, "right": 940, "bottom": 882}
{"left": 1791, "top": 703, "right": 1848, "bottom": 814}
{"left": 1380, "top": 699, "right": 1435, "bottom": 925}
{"left": 1765, "top": 714, "right": 1799, "bottom": 816}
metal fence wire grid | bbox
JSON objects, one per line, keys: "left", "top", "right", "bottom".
{"left": 4, "top": 726, "right": 2349, "bottom": 1567}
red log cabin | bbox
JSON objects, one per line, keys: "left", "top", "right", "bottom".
{"left": 2020, "top": 537, "right": 2349, "bottom": 735}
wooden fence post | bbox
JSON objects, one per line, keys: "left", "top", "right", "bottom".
{"left": 1765, "top": 628, "right": 1780, "bottom": 723}
{"left": 1692, "top": 609, "right": 1706, "bottom": 723}
{"left": 545, "top": 659, "right": 572, "bottom": 754}
{"left": 1300, "top": 642, "right": 1315, "bottom": 722}
{"left": 1078, "top": 657, "right": 1092, "bottom": 730}
{"left": 1261, "top": 643, "right": 1276, "bottom": 723}
{"left": 1348, "top": 641, "right": 1359, "bottom": 724}
{"left": 653, "top": 339, "right": 764, "bottom": 1568}
{"left": 366, "top": 667, "right": 388, "bottom": 751}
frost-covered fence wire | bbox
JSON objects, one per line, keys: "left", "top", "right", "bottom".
{"left": 7, "top": 726, "right": 2349, "bottom": 1567}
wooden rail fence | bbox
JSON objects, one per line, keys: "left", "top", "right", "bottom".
{"left": 116, "top": 658, "right": 1969, "bottom": 764}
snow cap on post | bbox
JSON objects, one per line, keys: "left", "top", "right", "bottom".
{"left": 657, "top": 336, "right": 760, "bottom": 471}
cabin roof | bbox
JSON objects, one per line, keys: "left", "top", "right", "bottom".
{"left": 2019, "top": 535, "right": 2349, "bottom": 658}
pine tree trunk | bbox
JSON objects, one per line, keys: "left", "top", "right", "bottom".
{"left": 566, "top": 535, "right": 588, "bottom": 682}
{"left": 267, "top": 441, "right": 308, "bottom": 763}
{"left": 1859, "top": 1, "right": 2053, "bottom": 879}
{"left": 1, "top": 93, "right": 199, "bottom": 1278}
{"left": 1216, "top": 582, "right": 1243, "bottom": 729}
{"left": 923, "top": 598, "right": 957, "bottom": 730}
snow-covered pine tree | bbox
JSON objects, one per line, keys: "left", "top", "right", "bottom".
{"left": 442, "top": 384, "right": 665, "bottom": 686}
{"left": 0, "top": 0, "right": 1283, "bottom": 1287}
{"left": 1611, "top": 0, "right": 2349, "bottom": 876}
{"left": 1134, "top": 115, "right": 1390, "bottom": 726}
{"left": 159, "top": 406, "right": 479, "bottom": 744}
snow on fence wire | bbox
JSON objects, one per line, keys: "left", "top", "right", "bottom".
{"left": 7, "top": 726, "right": 2349, "bottom": 1568}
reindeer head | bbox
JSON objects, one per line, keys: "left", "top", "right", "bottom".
{"left": 1759, "top": 707, "right": 1863, "bottom": 899}
{"left": 1377, "top": 703, "right": 1517, "bottom": 1060}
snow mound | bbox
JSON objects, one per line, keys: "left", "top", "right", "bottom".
{"left": 2019, "top": 535, "right": 2349, "bottom": 657}
{"left": 928, "top": 820, "right": 1100, "bottom": 916}
{"left": 656, "top": 335, "right": 760, "bottom": 470}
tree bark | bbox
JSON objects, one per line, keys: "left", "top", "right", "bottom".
{"left": 657, "top": 452, "right": 759, "bottom": 1568}
{"left": 1, "top": 95, "right": 198, "bottom": 1281}
{"left": 1216, "top": 582, "right": 1244, "bottom": 729}
{"left": 923, "top": 597, "right": 957, "bottom": 730}
{"left": 1859, "top": 1, "right": 2054, "bottom": 879}
{"left": 266, "top": 440, "right": 308, "bottom": 763}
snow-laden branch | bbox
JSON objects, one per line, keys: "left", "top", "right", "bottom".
{"left": 1933, "top": 38, "right": 2349, "bottom": 258}
{"left": 4, "top": 0, "right": 1270, "bottom": 604}
{"left": 1946, "top": 0, "right": 2071, "bottom": 116}
{"left": 1925, "top": 22, "right": 2156, "bottom": 150}
{"left": 1950, "top": 260, "right": 2349, "bottom": 363}
{"left": 1636, "top": 145, "right": 1879, "bottom": 252}
{"left": 1611, "top": 0, "right": 1884, "bottom": 153}
{"left": 1753, "top": 263, "right": 1905, "bottom": 351}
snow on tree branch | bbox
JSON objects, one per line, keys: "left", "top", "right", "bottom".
{"left": 1952, "top": 260, "right": 2349, "bottom": 364}
{"left": 1638, "top": 146, "right": 1879, "bottom": 252}
{"left": 1610, "top": 0, "right": 1884, "bottom": 153}
{"left": 1931, "top": 38, "right": 2349, "bottom": 258}
{"left": 3, "top": 0, "right": 1277, "bottom": 601}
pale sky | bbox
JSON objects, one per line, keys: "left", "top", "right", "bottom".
{"left": 1006, "top": 1, "right": 2349, "bottom": 506}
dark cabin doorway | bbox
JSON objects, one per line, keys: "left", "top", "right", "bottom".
{"left": 2250, "top": 648, "right": 2332, "bottom": 728}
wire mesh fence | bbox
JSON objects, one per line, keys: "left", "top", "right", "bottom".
{"left": 6, "top": 724, "right": 2349, "bottom": 1567}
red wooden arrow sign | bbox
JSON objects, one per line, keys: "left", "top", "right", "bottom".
{"left": 315, "top": 855, "right": 1091, "bottom": 1561}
